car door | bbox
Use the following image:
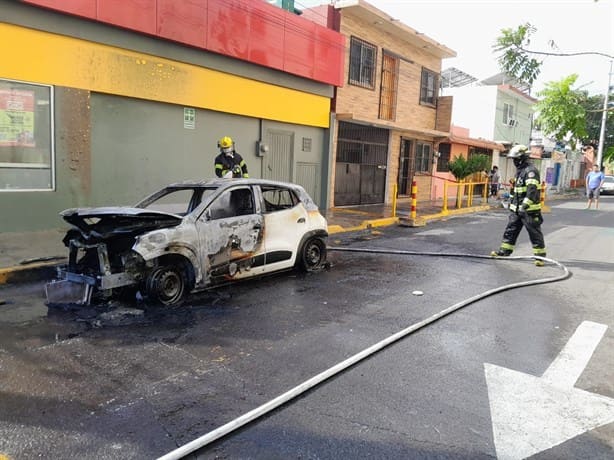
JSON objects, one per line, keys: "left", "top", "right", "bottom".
{"left": 259, "top": 185, "right": 308, "bottom": 272}
{"left": 195, "top": 186, "right": 265, "bottom": 286}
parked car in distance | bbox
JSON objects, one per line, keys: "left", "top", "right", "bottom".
{"left": 46, "top": 179, "right": 328, "bottom": 307}
{"left": 599, "top": 175, "right": 614, "bottom": 195}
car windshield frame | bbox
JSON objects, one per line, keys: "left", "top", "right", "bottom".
{"left": 135, "top": 186, "right": 219, "bottom": 215}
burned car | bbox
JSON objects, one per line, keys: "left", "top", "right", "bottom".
{"left": 46, "top": 179, "right": 328, "bottom": 307}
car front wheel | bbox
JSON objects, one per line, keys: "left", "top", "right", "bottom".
{"left": 299, "top": 237, "right": 327, "bottom": 272}
{"left": 145, "top": 265, "right": 187, "bottom": 306}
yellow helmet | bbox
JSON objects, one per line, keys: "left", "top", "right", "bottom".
{"left": 218, "top": 136, "right": 234, "bottom": 149}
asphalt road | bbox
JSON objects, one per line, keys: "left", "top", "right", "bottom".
{"left": 0, "top": 196, "right": 613, "bottom": 460}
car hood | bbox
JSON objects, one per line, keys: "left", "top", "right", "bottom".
{"left": 61, "top": 207, "right": 182, "bottom": 241}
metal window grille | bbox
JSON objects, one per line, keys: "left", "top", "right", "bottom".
{"left": 336, "top": 122, "right": 388, "bottom": 164}
{"left": 302, "top": 137, "right": 312, "bottom": 152}
{"left": 420, "top": 68, "right": 438, "bottom": 105}
{"left": 349, "top": 37, "right": 377, "bottom": 89}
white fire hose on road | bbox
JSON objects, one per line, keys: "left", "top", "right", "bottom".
{"left": 158, "top": 248, "right": 571, "bottom": 460}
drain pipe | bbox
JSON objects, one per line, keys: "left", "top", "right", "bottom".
{"left": 157, "top": 249, "right": 571, "bottom": 460}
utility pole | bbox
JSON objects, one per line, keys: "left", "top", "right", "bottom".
{"left": 596, "top": 60, "right": 612, "bottom": 168}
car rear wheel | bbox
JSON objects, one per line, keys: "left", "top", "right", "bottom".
{"left": 299, "top": 237, "right": 327, "bottom": 272}
{"left": 145, "top": 265, "right": 186, "bottom": 306}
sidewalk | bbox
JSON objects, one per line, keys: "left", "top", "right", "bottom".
{"left": 0, "top": 196, "right": 500, "bottom": 286}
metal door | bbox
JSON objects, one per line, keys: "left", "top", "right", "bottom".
{"left": 334, "top": 122, "right": 388, "bottom": 205}
{"left": 263, "top": 129, "right": 293, "bottom": 182}
{"left": 397, "top": 138, "right": 414, "bottom": 195}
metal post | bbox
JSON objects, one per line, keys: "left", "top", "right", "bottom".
{"left": 410, "top": 180, "right": 417, "bottom": 220}
{"left": 597, "top": 60, "right": 612, "bottom": 168}
{"left": 442, "top": 180, "right": 449, "bottom": 213}
{"left": 392, "top": 183, "right": 398, "bottom": 218}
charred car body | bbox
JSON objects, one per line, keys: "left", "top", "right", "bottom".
{"left": 46, "top": 179, "right": 328, "bottom": 307}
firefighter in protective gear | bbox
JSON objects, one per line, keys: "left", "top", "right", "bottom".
{"left": 490, "top": 144, "right": 547, "bottom": 266}
{"left": 214, "top": 136, "right": 249, "bottom": 178}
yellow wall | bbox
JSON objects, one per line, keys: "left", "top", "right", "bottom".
{"left": 1, "top": 23, "right": 330, "bottom": 127}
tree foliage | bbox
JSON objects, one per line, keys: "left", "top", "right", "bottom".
{"left": 533, "top": 75, "right": 614, "bottom": 162}
{"left": 534, "top": 75, "right": 588, "bottom": 147}
{"left": 494, "top": 22, "right": 614, "bottom": 164}
{"left": 448, "top": 154, "right": 490, "bottom": 180}
{"left": 493, "top": 23, "right": 542, "bottom": 87}
{"left": 493, "top": 23, "right": 614, "bottom": 89}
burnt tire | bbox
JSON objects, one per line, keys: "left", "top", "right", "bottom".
{"left": 145, "top": 265, "right": 187, "bottom": 307}
{"left": 298, "top": 237, "right": 327, "bottom": 272}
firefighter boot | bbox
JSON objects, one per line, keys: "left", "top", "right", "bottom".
{"left": 490, "top": 249, "right": 512, "bottom": 257}
{"left": 534, "top": 258, "right": 545, "bottom": 267}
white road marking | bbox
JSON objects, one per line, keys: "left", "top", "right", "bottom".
{"left": 485, "top": 321, "right": 614, "bottom": 460}
{"left": 541, "top": 321, "right": 608, "bottom": 388}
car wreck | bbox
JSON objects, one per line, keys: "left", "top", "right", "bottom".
{"left": 45, "top": 179, "right": 328, "bottom": 307}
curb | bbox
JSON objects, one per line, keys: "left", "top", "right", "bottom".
{"left": 0, "top": 260, "right": 63, "bottom": 286}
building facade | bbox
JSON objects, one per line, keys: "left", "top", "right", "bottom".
{"left": 304, "top": 0, "right": 456, "bottom": 206}
{"left": 0, "top": 0, "right": 344, "bottom": 232}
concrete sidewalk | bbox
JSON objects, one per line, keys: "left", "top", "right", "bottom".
{"left": 0, "top": 197, "right": 501, "bottom": 286}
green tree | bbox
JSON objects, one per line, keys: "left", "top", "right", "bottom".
{"left": 493, "top": 23, "right": 543, "bottom": 87}
{"left": 448, "top": 154, "right": 491, "bottom": 207}
{"left": 493, "top": 23, "right": 613, "bottom": 89}
{"left": 448, "top": 154, "right": 490, "bottom": 180}
{"left": 583, "top": 93, "right": 614, "bottom": 163}
{"left": 533, "top": 75, "right": 588, "bottom": 147}
{"left": 493, "top": 22, "right": 614, "bottom": 163}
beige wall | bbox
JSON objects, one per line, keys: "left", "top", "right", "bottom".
{"left": 336, "top": 13, "right": 441, "bottom": 130}
{"left": 330, "top": 11, "right": 448, "bottom": 207}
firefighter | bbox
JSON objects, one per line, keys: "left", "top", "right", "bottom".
{"left": 214, "top": 136, "right": 249, "bottom": 178}
{"left": 491, "top": 144, "right": 547, "bottom": 266}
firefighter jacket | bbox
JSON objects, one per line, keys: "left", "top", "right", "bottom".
{"left": 509, "top": 162, "right": 541, "bottom": 213}
{"left": 214, "top": 151, "right": 249, "bottom": 178}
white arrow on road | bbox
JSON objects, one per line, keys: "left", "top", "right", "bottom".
{"left": 485, "top": 321, "right": 614, "bottom": 460}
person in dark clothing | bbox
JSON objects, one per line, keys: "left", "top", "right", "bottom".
{"left": 214, "top": 136, "right": 249, "bottom": 178}
{"left": 491, "top": 144, "right": 546, "bottom": 266}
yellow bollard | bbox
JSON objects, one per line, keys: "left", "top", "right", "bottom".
{"left": 442, "top": 180, "right": 449, "bottom": 214}
{"left": 410, "top": 180, "right": 417, "bottom": 220}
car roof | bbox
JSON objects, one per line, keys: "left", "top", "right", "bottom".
{"left": 165, "top": 178, "right": 306, "bottom": 191}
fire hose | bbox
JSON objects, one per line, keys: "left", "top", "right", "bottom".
{"left": 157, "top": 248, "right": 571, "bottom": 460}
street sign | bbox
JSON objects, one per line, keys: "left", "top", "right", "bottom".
{"left": 485, "top": 321, "right": 614, "bottom": 459}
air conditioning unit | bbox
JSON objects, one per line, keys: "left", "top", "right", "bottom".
{"left": 507, "top": 119, "right": 518, "bottom": 127}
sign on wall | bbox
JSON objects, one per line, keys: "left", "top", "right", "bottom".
{"left": 184, "top": 107, "right": 195, "bottom": 129}
{"left": 0, "top": 89, "right": 35, "bottom": 147}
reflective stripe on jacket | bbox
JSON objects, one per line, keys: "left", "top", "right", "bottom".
{"left": 509, "top": 163, "right": 541, "bottom": 212}
{"left": 214, "top": 151, "right": 249, "bottom": 178}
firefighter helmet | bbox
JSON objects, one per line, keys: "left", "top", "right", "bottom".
{"left": 218, "top": 136, "right": 234, "bottom": 149}
{"left": 508, "top": 144, "right": 529, "bottom": 159}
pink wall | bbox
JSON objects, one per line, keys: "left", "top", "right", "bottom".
{"left": 22, "top": 0, "right": 345, "bottom": 86}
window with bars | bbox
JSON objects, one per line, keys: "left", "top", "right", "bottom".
{"left": 415, "top": 142, "right": 432, "bottom": 172}
{"left": 349, "top": 37, "right": 377, "bottom": 89}
{"left": 420, "top": 68, "right": 438, "bottom": 106}
{"left": 378, "top": 52, "right": 399, "bottom": 120}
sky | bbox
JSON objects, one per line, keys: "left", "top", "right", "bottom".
{"left": 296, "top": 0, "right": 614, "bottom": 97}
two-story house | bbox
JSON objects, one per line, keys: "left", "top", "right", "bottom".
{"left": 441, "top": 72, "right": 537, "bottom": 184}
{"left": 304, "top": 0, "right": 456, "bottom": 207}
